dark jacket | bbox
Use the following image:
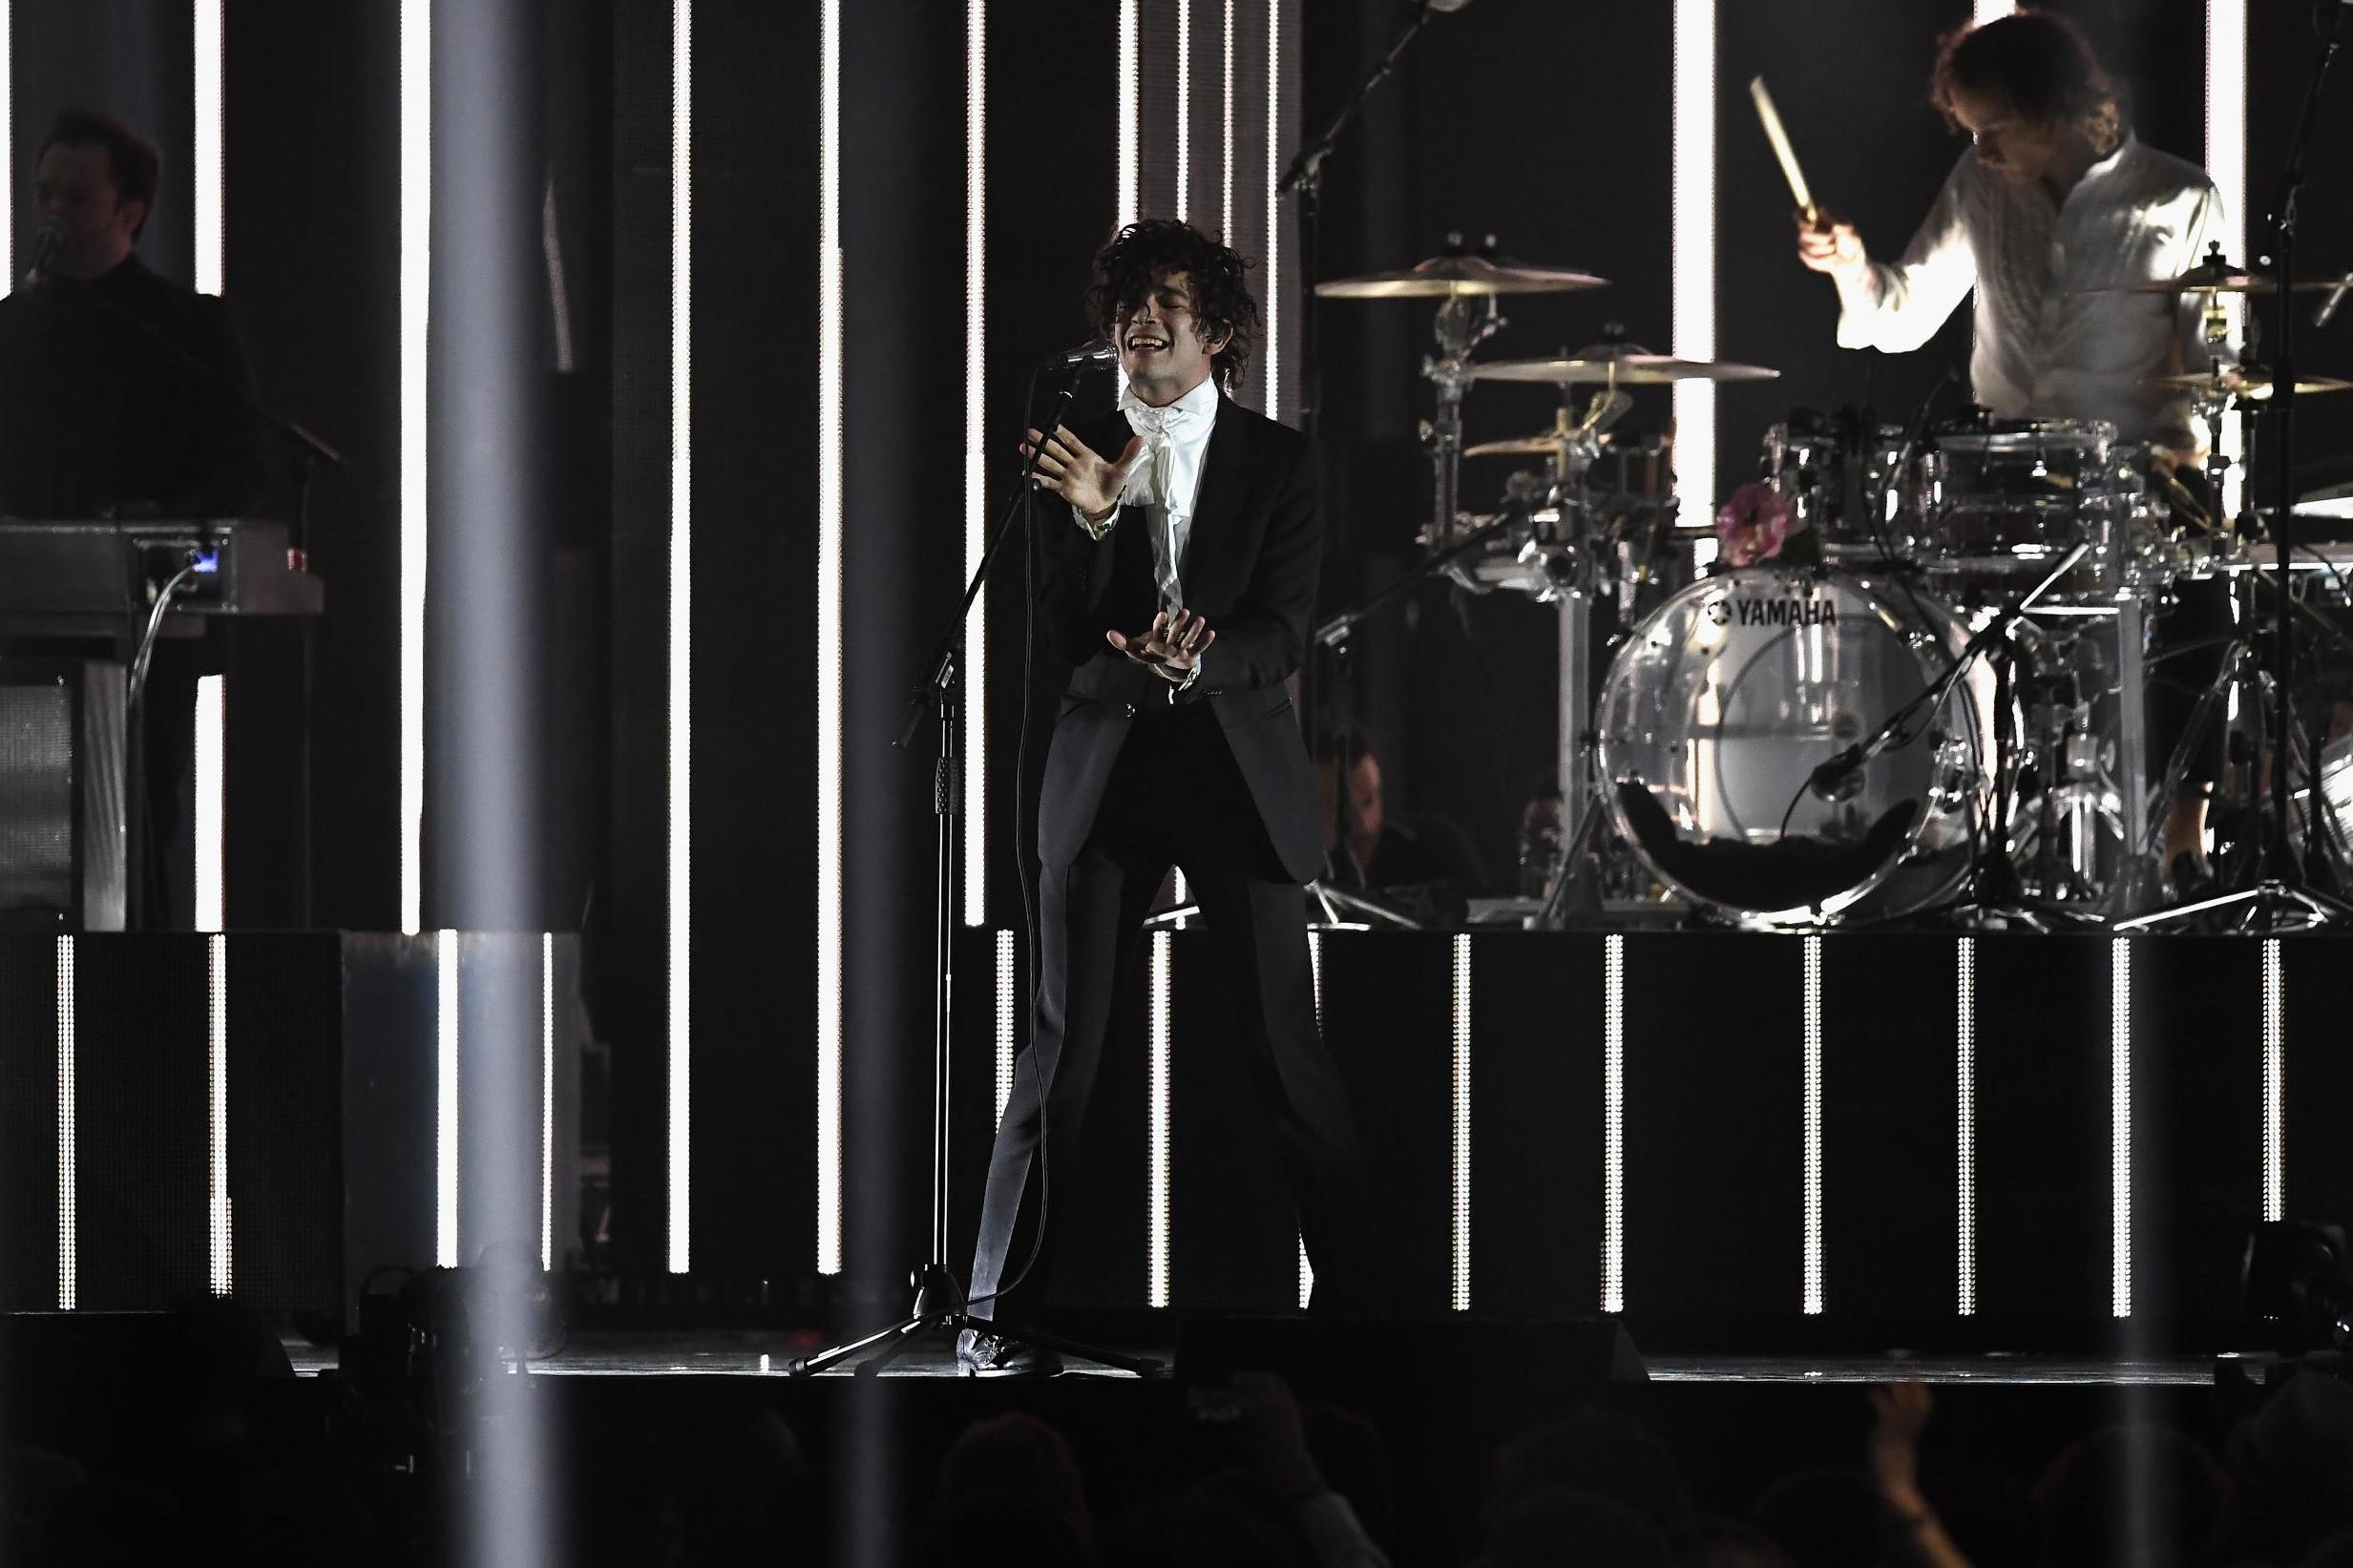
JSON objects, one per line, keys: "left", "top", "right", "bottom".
{"left": 0, "top": 253, "right": 265, "bottom": 518}
{"left": 1034, "top": 392, "right": 1323, "bottom": 881}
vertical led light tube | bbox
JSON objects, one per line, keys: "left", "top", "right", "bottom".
{"left": 1117, "top": 0, "right": 1139, "bottom": 229}
{"left": 194, "top": 676, "right": 225, "bottom": 930}
{"left": 541, "top": 931, "right": 557, "bottom": 1272}
{"left": 398, "top": 0, "right": 430, "bottom": 935}
{"left": 1262, "top": 0, "right": 1280, "bottom": 417}
{"left": 194, "top": 0, "right": 223, "bottom": 296}
{"left": 666, "top": 0, "right": 694, "bottom": 1277}
{"left": 994, "top": 930, "right": 1016, "bottom": 1126}
{"left": 2111, "top": 938, "right": 2132, "bottom": 1318}
{"left": 1957, "top": 937, "right": 1977, "bottom": 1315}
{"left": 0, "top": 2, "right": 12, "bottom": 293}
{"left": 1147, "top": 930, "right": 1173, "bottom": 1308}
{"left": 1174, "top": 0, "right": 1191, "bottom": 222}
{"left": 207, "top": 934, "right": 231, "bottom": 1295}
{"left": 2207, "top": 0, "right": 2247, "bottom": 519}
{"left": 1301, "top": 929, "right": 1322, "bottom": 1309}
{"left": 1450, "top": 934, "right": 1472, "bottom": 1312}
{"left": 1801, "top": 935, "right": 1824, "bottom": 1315}
{"left": 436, "top": 930, "right": 459, "bottom": 1268}
{"left": 962, "top": 0, "right": 988, "bottom": 928}
{"left": 55, "top": 936, "right": 76, "bottom": 1309}
{"left": 1670, "top": 0, "right": 1714, "bottom": 517}
{"left": 816, "top": 0, "right": 846, "bottom": 1277}
{"left": 1602, "top": 934, "right": 1625, "bottom": 1314}
{"left": 2262, "top": 937, "right": 2283, "bottom": 1223}
{"left": 1221, "top": 0, "right": 1235, "bottom": 241}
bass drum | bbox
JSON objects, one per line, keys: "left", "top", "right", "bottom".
{"left": 1595, "top": 566, "right": 2003, "bottom": 926}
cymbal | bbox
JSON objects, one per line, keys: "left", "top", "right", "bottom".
{"left": 1463, "top": 434, "right": 1576, "bottom": 457}
{"left": 2153, "top": 367, "right": 2353, "bottom": 400}
{"left": 1314, "top": 253, "right": 1609, "bottom": 300}
{"left": 2090, "top": 261, "right": 2342, "bottom": 296}
{"left": 1468, "top": 344, "right": 1779, "bottom": 386}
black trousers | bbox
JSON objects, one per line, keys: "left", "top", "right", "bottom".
{"left": 2148, "top": 574, "right": 2234, "bottom": 790}
{"left": 968, "top": 700, "right": 1384, "bottom": 1321}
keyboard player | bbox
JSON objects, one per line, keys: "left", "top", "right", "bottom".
{"left": 0, "top": 109, "right": 267, "bottom": 928}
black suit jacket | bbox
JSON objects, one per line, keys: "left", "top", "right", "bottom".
{"left": 1034, "top": 392, "right": 1323, "bottom": 882}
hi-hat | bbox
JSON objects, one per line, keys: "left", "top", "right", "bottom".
{"left": 2153, "top": 367, "right": 2353, "bottom": 400}
{"left": 1469, "top": 342, "right": 1778, "bottom": 386}
{"left": 1315, "top": 253, "right": 1609, "bottom": 300}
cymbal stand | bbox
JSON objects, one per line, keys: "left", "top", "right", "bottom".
{"left": 1418, "top": 274, "right": 1506, "bottom": 558}
{"left": 1534, "top": 389, "right": 1619, "bottom": 928}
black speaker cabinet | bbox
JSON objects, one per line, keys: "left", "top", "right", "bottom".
{"left": 0, "top": 659, "right": 126, "bottom": 931}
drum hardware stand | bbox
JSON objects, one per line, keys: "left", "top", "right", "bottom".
{"left": 2100, "top": 593, "right": 2167, "bottom": 919}
{"left": 1420, "top": 274, "right": 1508, "bottom": 556}
{"left": 2165, "top": 5, "right": 2353, "bottom": 930}
{"left": 1842, "top": 544, "right": 2100, "bottom": 930}
{"left": 788, "top": 367, "right": 1157, "bottom": 1381}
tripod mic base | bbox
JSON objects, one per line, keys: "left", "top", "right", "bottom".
{"left": 786, "top": 1265, "right": 1168, "bottom": 1380}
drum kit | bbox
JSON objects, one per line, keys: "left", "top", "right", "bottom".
{"left": 1311, "top": 238, "right": 2353, "bottom": 931}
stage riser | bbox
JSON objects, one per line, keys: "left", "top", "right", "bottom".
{"left": 0, "top": 933, "right": 579, "bottom": 1324}
{"left": 952, "top": 930, "right": 2353, "bottom": 1342}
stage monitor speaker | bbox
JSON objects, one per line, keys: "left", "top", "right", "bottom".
{"left": 0, "top": 659, "right": 126, "bottom": 931}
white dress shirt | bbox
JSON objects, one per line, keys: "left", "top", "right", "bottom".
{"left": 1074, "top": 371, "right": 1221, "bottom": 686}
{"left": 1834, "top": 136, "right": 2225, "bottom": 445}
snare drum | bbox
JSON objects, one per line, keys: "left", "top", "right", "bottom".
{"left": 1914, "top": 417, "right": 2173, "bottom": 609}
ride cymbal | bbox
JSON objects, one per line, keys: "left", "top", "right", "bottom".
{"left": 1314, "top": 253, "right": 1609, "bottom": 300}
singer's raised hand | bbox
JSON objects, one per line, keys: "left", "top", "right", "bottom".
{"left": 1021, "top": 424, "right": 1145, "bottom": 525}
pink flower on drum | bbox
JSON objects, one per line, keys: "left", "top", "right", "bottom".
{"left": 1714, "top": 482, "right": 1806, "bottom": 568}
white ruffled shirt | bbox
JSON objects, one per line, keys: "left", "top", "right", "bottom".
{"left": 1833, "top": 136, "right": 2225, "bottom": 445}
{"left": 1074, "top": 372, "right": 1221, "bottom": 687}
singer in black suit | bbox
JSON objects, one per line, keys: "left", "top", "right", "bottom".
{"left": 960, "top": 220, "right": 1382, "bottom": 1375}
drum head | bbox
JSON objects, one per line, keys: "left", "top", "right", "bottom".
{"left": 1596, "top": 568, "right": 1984, "bottom": 924}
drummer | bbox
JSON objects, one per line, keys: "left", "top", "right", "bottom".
{"left": 1796, "top": 9, "right": 2230, "bottom": 895}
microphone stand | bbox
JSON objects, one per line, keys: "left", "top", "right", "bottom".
{"left": 788, "top": 360, "right": 1160, "bottom": 1379}
{"left": 1280, "top": 0, "right": 1455, "bottom": 905}
{"left": 1837, "top": 543, "right": 2097, "bottom": 930}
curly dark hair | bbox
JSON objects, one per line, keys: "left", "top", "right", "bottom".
{"left": 1929, "top": 10, "right": 2122, "bottom": 155}
{"left": 1085, "top": 220, "right": 1259, "bottom": 391}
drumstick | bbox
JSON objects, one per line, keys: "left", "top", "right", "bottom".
{"left": 1749, "top": 76, "right": 1817, "bottom": 223}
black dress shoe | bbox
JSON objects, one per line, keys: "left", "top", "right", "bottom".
{"left": 955, "top": 1327, "right": 1063, "bottom": 1379}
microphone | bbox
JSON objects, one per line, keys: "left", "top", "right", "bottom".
{"left": 25, "top": 219, "right": 63, "bottom": 284}
{"left": 2316, "top": 272, "right": 2353, "bottom": 328}
{"left": 1050, "top": 337, "right": 1118, "bottom": 366}
{"left": 1807, "top": 744, "right": 1866, "bottom": 802}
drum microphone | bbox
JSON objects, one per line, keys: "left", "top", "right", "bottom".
{"left": 1050, "top": 338, "right": 1119, "bottom": 366}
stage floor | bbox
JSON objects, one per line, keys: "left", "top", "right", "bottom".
{"left": 281, "top": 1328, "right": 2224, "bottom": 1386}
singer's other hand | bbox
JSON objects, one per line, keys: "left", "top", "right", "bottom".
{"left": 1021, "top": 424, "right": 1145, "bottom": 524}
{"left": 1107, "top": 607, "right": 1213, "bottom": 673}
{"left": 1796, "top": 211, "right": 1866, "bottom": 282}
